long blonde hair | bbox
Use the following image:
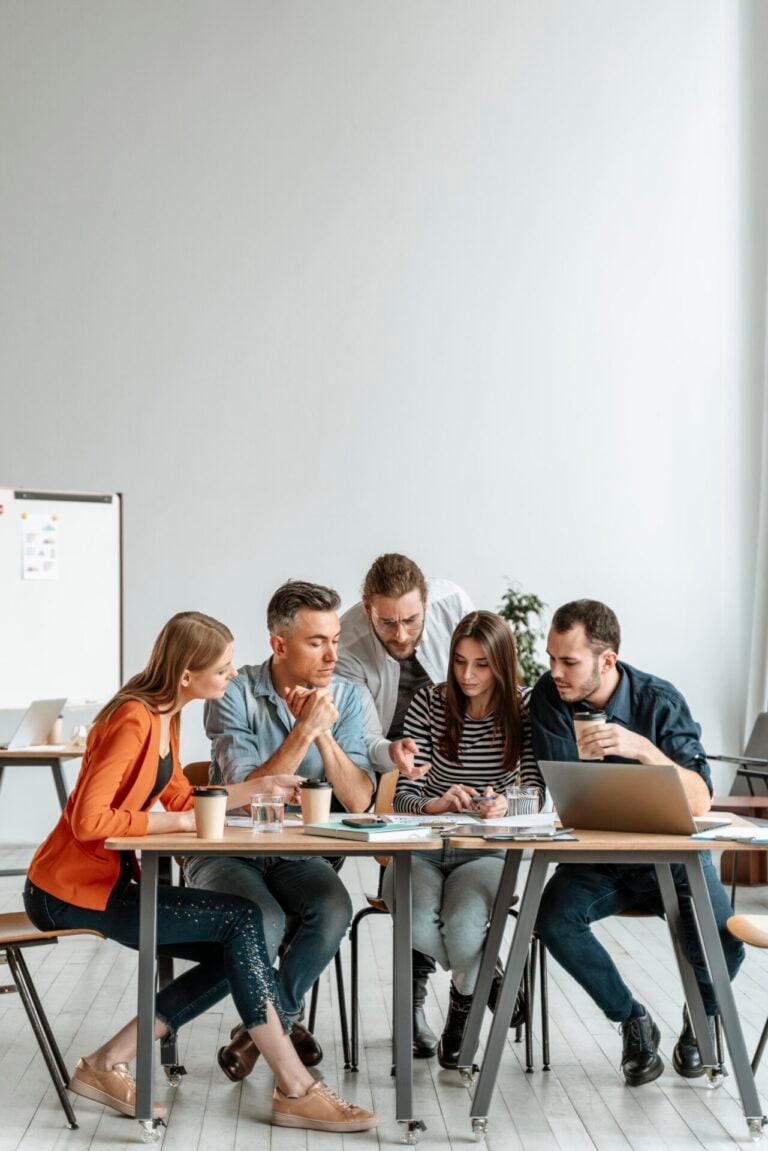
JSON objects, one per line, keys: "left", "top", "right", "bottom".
{"left": 95, "top": 611, "right": 233, "bottom": 732}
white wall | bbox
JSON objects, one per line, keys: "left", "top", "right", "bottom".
{"left": 0, "top": 1, "right": 760, "bottom": 842}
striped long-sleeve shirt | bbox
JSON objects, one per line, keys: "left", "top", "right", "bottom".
{"left": 393, "top": 684, "right": 542, "bottom": 815}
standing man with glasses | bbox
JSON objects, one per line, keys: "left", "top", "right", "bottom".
{"left": 336, "top": 554, "right": 474, "bottom": 1057}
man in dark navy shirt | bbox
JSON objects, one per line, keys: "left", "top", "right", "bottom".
{"left": 530, "top": 599, "right": 743, "bottom": 1088}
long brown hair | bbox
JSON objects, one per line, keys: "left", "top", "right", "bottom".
{"left": 94, "top": 611, "right": 234, "bottom": 732}
{"left": 439, "top": 611, "right": 523, "bottom": 771}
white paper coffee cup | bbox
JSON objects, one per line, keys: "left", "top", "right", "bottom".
{"left": 300, "top": 779, "right": 333, "bottom": 824}
{"left": 572, "top": 710, "right": 608, "bottom": 760}
{"left": 193, "top": 786, "right": 229, "bottom": 839}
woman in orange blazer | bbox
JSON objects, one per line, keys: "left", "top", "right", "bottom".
{"left": 24, "top": 611, "right": 375, "bottom": 1134}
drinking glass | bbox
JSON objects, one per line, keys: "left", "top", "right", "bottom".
{"left": 506, "top": 786, "right": 541, "bottom": 817}
{"left": 251, "top": 794, "right": 284, "bottom": 832}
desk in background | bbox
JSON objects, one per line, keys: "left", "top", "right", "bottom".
{"left": 0, "top": 747, "right": 83, "bottom": 877}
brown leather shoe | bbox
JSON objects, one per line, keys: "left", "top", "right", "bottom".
{"left": 218, "top": 1022, "right": 324, "bottom": 1082}
{"left": 272, "top": 1081, "right": 377, "bottom": 1131}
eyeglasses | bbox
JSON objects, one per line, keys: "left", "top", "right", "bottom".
{"left": 371, "top": 612, "right": 424, "bottom": 636}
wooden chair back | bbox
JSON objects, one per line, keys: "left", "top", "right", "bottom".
{"left": 183, "top": 760, "right": 211, "bottom": 787}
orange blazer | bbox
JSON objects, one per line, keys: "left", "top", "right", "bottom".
{"left": 27, "top": 700, "right": 193, "bottom": 910}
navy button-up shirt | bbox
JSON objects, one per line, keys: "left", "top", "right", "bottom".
{"left": 529, "top": 660, "right": 713, "bottom": 795}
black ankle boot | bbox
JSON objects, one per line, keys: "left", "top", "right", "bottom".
{"left": 672, "top": 1006, "right": 709, "bottom": 1078}
{"left": 620, "top": 1008, "right": 664, "bottom": 1086}
{"left": 412, "top": 967, "right": 438, "bottom": 1057}
{"left": 437, "top": 983, "right": 473, "bottom": 1069}
{"left": 487, "top": 961, "right": 526, "bottom": 1029}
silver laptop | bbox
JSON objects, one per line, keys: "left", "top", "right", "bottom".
{"left": 540, "top": 759, "right": 700, "bottom": 835}
{"left": 0, "top": 698, "right": 67, "bottom": 750}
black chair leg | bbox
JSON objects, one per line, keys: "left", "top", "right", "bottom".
{"left": 307, "top": 978, "right": 320, "bottom": 1034}
{"left": 333, "top": 950, "right": 352, "bottom": 1068}
{"left": 752, "top": 1015, "right": 768, "bottom": 1073}
{"left": 8, "top": 948, "right": 79, "bottom": 1129}
{"left": 730, "top": 853, "right": 737, "bottom": 910}
{"left": 539, "top": 936, "right": 550, "bottom": 1070}
{"left": 349, "top": 906, "right": 378, "bottom": 1072}
{"left": 523, "top": 953, "right": 534, "bottom": 1073}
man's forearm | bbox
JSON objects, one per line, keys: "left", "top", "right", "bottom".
{"left": 315, "top": 732, "right": 373, "bottom": 811}
{"left": 676, "top": 765, "right": 711, "bottom": 816}
{"left": 243, "top": 726, "right": 314, "bottom": 782}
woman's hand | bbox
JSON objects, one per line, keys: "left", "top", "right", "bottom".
{"left": 423, "top": 784, "right": 479, "bottom": 814}
{"left": 178, "top": 809, "right": 197, "bottom": 833}
{"left": 256, "top": 774, "right": 303, "bottom": 805}
{"left": 475, "top": 788, "right": 508, "bottom": 819}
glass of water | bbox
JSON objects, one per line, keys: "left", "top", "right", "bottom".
{"left": 251, "top": 793, "right": 284, "bottom": 832}
{"left": 506, "top": 786, "right": 541, "bottom": 818}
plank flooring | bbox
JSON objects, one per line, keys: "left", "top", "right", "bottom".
{"left": 2, "top": 844, "right": 768, "bottom": 1149}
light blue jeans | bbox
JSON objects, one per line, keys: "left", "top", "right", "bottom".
{"left": 184, "top": 853, "right": 352, "bottom": 1020}
{"left": 382, "top": 844, "right": 505, "bottom": 995}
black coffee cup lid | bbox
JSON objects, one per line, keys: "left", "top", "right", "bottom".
{"left": 300, "top": 779, "right": 331, "bottom": 789}
{"left": 572, "top": 710, "right": 607, "bottom": 721}
{"left": 193, "top": 786, "right": 228, "bottom": 797}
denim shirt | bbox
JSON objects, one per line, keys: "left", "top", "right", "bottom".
{"left": 529, "top": 660, "right": 713, "bottom": 795}
{"left": 204, "top": 659, "right": 375, "bottom": 796}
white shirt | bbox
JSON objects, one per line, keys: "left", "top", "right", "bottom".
{"left": 336, "top": 577, "right": 475, "bottom": 771}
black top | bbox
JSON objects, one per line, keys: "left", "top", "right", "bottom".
{"left": 387, "top": 655, "right": 432, "bottom": 740}
{"left": 147, "top": 751, "right": 173, "bottom": 803}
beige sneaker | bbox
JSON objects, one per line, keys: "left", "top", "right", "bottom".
{"left": 69, "top": 1058, "right": 166, "bottom": 1119}
{"left": 272, "top": 1080, "right": 377, "bottom": 1132}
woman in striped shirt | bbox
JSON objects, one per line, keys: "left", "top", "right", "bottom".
{"left": 383, "top": 610, "right": 543, "bottom": 1068}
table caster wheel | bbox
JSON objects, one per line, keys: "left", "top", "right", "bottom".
{"left": 471, "top": 1117, "right": 488, "bottom": 1141}
{"left": 399, "top": 1119, "right": 426, "bottom": 1144}
{"left": 705, "top": 1067, "right": 725, "bottom": 1089}
{"left": 459, "top": 1064, "right": 478, "bottom": 1087}
{"left": 164, "top": 1064, "right": 187, "bottom": 1087}
{"left": 747, "top": 1117, "right": 765, "bottom": 1143}
{"left": 138, "top": 1119, "right": 164, "bottom": 1144}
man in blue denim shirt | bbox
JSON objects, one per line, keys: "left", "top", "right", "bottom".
{"left": 531, "top": 599, "right": 743, "bottom": 1088}
{"left": 186, "top": 581, "right": 374, "bottom": 1079}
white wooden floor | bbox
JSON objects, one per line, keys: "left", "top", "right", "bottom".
{"left": 2, "top": 844, "right": 768, "bottom": 1150}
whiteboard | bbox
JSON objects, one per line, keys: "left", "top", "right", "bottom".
{"left": 0, "top": 488, "right": 122, "bottom": 707}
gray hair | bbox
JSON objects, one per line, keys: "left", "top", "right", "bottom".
{"left": 267, "top": 580, "right": 341, "bottom": 636}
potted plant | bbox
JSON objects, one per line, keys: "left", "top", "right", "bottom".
{"left": 497, "top": 582, "right": 548, "bottom": 688}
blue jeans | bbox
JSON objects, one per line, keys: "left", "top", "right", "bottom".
{"left": 382, "top": 844, "right": 505, "bottom": 995}
{"left": 184, "top": 853, "right": 352, "bottom": 1019}
{"left": 536, "top": 859, "right": 744, "bottom": 1022}
{"left": 24, "top": 874, "right": 290, "bottom": 1038}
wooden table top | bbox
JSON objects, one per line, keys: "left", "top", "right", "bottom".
{"left": 0, "top": 745, "right": 84, "bottom": 760}
{"left": 105, "top": 825, "right": 444, "bottom": 855}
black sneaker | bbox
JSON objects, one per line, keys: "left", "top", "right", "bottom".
{"left": 672, "top": 1007, "right": 708, "bottom": 1078}
{"left": 620, "top": 1009, "right": 664, "bottom": 1086}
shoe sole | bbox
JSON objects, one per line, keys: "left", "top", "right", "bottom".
{"left": 69, "top": 1078, "right": 135, "bottom": 1117}
{"left": 69, "top": 1077, "right": 165, "bottom": 1120}
{"left": 272, "top": 1113, "right": 377, "bottom": 1132}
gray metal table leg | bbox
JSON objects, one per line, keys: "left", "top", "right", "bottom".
{"left": 654, "top": 862, "right": 717, "bottom": 1067}
{"left": 470, "top": 852, "right": 551, "bottom": 1128}
{"left": 136, "top": 852, "right": 160, "bottom": 1135}
{"left": 458, "top": 849, "right": 522, "bottom": 1072}
{"left": 684, "top": 855, "right": 765, "bottom": 1136}
{"left": 393, "top": 851, "right": 424, "bottom": 1140}
{"left": 50, "top": 760, "right": 69, "bottom": 810}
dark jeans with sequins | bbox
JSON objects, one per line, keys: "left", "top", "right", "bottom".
{"left": 24, "top": 875, "right": 290, "bottom": 1037}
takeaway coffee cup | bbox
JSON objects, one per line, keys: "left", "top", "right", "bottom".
{"left": 193, "top": 785, "right": 229, "bottom": 839}
{"left": 300, "top": 779, "right": 333, "bottom": 825}
{"left": 572, "top": 710, "right": 608, "bottom": 760}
